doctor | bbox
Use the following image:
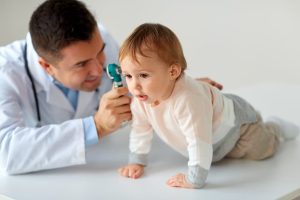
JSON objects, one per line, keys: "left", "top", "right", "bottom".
{"left": 0, "top": 0, "right": 222, "bottom": 175}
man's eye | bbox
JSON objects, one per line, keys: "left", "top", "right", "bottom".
{"left": 76, "top": 62, "right": 86, "bottom": 68}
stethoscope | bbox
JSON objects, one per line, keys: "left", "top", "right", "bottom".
{"left": 23, "top": 43, "right": 41, "bottom": 124}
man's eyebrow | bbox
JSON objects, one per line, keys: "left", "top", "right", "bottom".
{"left": 97, "top": 42, "right": 106, "bottom": 55}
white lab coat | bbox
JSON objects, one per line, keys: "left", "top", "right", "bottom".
{"left": 0, "top": 24, "right": 119, "bottom": 174}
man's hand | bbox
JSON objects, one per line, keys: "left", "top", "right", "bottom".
{"left": 196, "top": 77, "right": 223, "bottom": 90}
{"left": 166, "top": 173, "right": 195, "bottom": 189}
{"left": 118, "top": 164, "right": 144, "bottom": 179}
{"left": 94, "top": 87, "right": 132, "bottom": 138}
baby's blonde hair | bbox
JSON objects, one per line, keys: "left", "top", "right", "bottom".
{"left": 119, "top": 23, "right": 187, "bottom": 72}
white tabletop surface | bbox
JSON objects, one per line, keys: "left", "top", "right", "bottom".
{"left": 1, "top": 83, "right": 300, "bottom": 200}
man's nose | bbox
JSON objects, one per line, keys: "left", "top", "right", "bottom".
{"left": 90, "top": 59, "right": 104, "bottom": 75}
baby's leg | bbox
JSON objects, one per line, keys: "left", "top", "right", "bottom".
{"left": 226, "top": 112, "right": 279, "bottom": 160}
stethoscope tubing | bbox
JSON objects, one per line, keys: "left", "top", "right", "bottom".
{"left": 23, "top": 43, "right": 41, "bottom": 123}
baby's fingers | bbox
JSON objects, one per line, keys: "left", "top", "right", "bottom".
{"left": 131, "top": 167, "right": 144, "bottom": 179}
{"left": 166, "top": 173, "right": 194, "bottom": 189}
{"left": 118, "top": 167, "right": 130, "bottom": 177}
{"left": 166, "top": 175, "right": 180, "bottom": 187}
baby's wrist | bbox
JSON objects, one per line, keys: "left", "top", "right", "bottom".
{"left": 187, "top": 165, "right": 209, "bottom": 188}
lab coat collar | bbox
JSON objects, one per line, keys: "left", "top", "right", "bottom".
{"left": 25, "top": 34, "right": 71, "bottom": 111}
{"left": 47, "top": 81, "right": 98, "bottom": 115}
{"left": 25, "top": 33, "right": 51, "bottom": 94}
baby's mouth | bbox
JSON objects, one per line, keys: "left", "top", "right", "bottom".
{"left": 136, "top": 94, "right": 148, "bottom": 101}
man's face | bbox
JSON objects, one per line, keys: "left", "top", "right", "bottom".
{"left": 43, "top": 29, "right": 106, "bottom": 91}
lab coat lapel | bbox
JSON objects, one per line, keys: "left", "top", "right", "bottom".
{"left": 75, "top": 91, "right": 96, "bottom": 117}
{"left": 47, "top": 84, "right": 74, "bottom": 112}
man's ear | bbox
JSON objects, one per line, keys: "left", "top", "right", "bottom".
{"left": 38, "top": 57, "right": 54, "bottom": 76}
{"left": 169, "top": 64, "right": 182, "bottom": 80}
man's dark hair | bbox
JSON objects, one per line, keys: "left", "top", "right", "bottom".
{"left": 29, "top": 0, "right": 97, "bottom": 62}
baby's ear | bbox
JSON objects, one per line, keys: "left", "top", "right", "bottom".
{"left": 169, "top": 64, "right": 182, "bottom": 80}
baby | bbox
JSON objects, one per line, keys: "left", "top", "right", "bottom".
{"left": 117, "top": 23, "right": 299, "bottom": 189}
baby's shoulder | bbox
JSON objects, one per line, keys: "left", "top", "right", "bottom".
{"left": 173, "top": 75, "right": 211, "bottom": 99}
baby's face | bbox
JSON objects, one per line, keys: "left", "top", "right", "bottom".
{"left": 120, "top": 52, "right": 175, "bottom": 106}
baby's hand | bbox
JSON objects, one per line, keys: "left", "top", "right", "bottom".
{"left": 118, "top": 164, "right": 144, "bottom": 179}
{"left": 166, "top": 173, "right": 194, "bottom": 189}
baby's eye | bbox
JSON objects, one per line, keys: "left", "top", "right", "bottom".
{"left": 123, "top": 74, "right": 132, "bottom": 79}
{"left": 139, "top": 73, "right": 149, "bottom": 78}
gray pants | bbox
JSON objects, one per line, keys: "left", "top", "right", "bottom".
{"left": 226, "top": 112, "right": 280, "bottom": 160}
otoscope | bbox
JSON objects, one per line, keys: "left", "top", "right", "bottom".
{"left": 106, "top": 63, "right": 129, "bottom": 127}
{"left": 107, "top": 63, "right": 123, "bottom": 88}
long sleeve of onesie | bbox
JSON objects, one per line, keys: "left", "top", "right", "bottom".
{"left": 128, "top": 99, "right": 153, "bottom": 165}
{"left": 173, "top": 91, "right": 214, "bottom": 188}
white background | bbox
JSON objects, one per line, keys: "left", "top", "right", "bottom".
{"left": 1, "top": 1, "right": 300, "bottom": 199}
{"left": 1, "top": 0, "right": 300, "bottom": 89}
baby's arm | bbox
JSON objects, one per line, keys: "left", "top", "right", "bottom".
{"left": 118, "top": 98, "right": 152, "bottom": 179}
{"left": 118, "top": 164, "right": 144, "bottom": 179}
{"left": 169, "top": 92, "right": 213, "bottom": 189}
